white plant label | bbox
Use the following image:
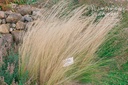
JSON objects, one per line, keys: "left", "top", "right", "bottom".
{"left": 63, "top": 57, "right": 74, "bottom": 67}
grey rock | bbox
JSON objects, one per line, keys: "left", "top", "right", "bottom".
{"left": 2, "top": 34, "right": 13, "bottom": 45}
{"left": 9, "top": 28, "right": 14, "bottom": 32}
{"left": 21, "top": 17, "right": 25, "bottom": 22}
{"left": 11, "top": 23, "right": 16, "bottom": 28}
{"left": 5, "top": 11, "right": 13, "bottom": 16}
{"left": 16, "top": 21, "right": 26, "bottom": 30}
{"left": 23, "top": 15, "right": 33, "bottom": 22}
{"left": 17, "top": 5, "right": 32, "bottom": 16}
{"left": 6, "top": 13, "right": 22, "bottom": 23}
{"left": 11, "top": 30, "right": 24, "bottom": 44}
{"left": 0, "top": 11, "right": 5, "bottom": 19}
{"left": 0, "top": 24, "right": 9, "bottom": 33}
{"left": 2, "top": 19, "right": 6, "bottom": 24}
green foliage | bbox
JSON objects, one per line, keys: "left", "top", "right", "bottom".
{"left": 26, "top": 0, "right": 37, "bottom": 5}
{"left": 14, "top": 0, "right": 37, "bottom": 5}
{"left": 102, "top": 62, "right": 128, "bottom": 85}
{"left": 97, "top": 12, "right": 128, "bottom": 58}
{"left": 0, "top": 52, "right": 19, "bottom": 84}
{"left": 73, "top": 58, "right": 114, "bottom": 84}
{"left": 0, "top": 6, "right": 2, "bottom": 10}
{"left": 0, "top": 51, "right": 30, "bottom": 84}
{"left": 95, "top": 12, "right": 128, "bottom": 85}
{"left": 18, "top": 71, "right": 29, "bottom": 85}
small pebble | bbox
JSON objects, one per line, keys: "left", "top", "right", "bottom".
{"left": 11, "top": 23, "right": 16, "bottom": 28}
{"left": 2, "top": 19, "right": 6, "bottom": 24}
{"left": 10, "top": 28, "right": 14, "bottom": 32}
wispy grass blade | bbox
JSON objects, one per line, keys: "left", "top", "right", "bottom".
{"left": 19, "top": 1, "right": 120, "bottom": 85}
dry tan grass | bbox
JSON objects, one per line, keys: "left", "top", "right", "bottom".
{"left": 19, "top": 2, "right": 120, "bottom": 85}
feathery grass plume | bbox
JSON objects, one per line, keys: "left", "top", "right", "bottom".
{"left": 19, "top": 1, "right": 120, "bottom": 85}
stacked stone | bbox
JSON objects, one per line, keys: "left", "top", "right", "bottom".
{"left": 0, "top": 5, "right": 41, "bottom": 59}
{"left": 0, "top": 5, "right": 41, "bottom": 33}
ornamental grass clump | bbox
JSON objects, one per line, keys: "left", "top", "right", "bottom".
{"left": 19, "top": 2, "right": 120, "bottom": 85}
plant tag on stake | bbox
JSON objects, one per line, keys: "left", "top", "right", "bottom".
{"left": 63, "top": 57, "right": 74, "bottom": 67}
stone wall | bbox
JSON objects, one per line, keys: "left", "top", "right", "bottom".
{"left": 0, "top": 5, "right": 41, "bottom": 59}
